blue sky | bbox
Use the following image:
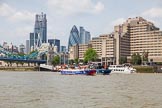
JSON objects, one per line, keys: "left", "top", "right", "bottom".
{"left": 0, "top": 0, "right": 162, "bottom": 47}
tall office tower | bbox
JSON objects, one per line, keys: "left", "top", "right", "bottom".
{"left": 85, "top": 31, "right": 91, "bottom": 44}
{"left": 68, "top": 25, "right": 80, "bottom": 50}
{"left": 26, "top": 40, "right": 30, "bottom": 54}
{"left": 48, "top": 39, "right": 60, "bottom": 52}
{"left": 80, "top": 27, "right": 85, "bottom": 44}
{"left": 60, "top": 46, "right": 66, "bottom": 52}
{"left": 29, "top": 33, "right": 38, "bottom": 51}
{"left": 80, "top": 26, "right": 91, "bottom": 44}
{"left": 34, "top": 12, "right": 47, "bottom": 47}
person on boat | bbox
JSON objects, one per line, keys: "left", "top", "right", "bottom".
{"left": 104, "top": 64, "right": 108, "bottom": 69}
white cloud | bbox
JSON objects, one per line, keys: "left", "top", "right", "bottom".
{"left": 0, "top": 3, "right": 35, "bottom": 23}
{"left": 0, "top": 25, "right": 33, "bottom": 45}
{"left": 9, "top": 11, "right": 35, "bottom": 23}
{"left": 140, "top": 8, "right": 162, "bottom": 28}
{"left": 47, "top": 0, "right": 104, "bottom": 15}
{"left": 142, "top": 8, "right": 162, "bottom": 18}
{"left": 103, "top": 18, "right": 126, "bottom": 34}
{"left": 0, "top": 3, "right": 35, "bottom": 45}
{"left": 94, "top": 2, "right": 104, "bottom": 13}
{"left": 111, "top": 18, "right": 125, "bottom": 26}
{"left": 0, "top": 3, "right": 15, "bottom": 17}
{"left": 14, "top": 26, "right": 33, "bottom": 38}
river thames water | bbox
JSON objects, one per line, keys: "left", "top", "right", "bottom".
{"left": 0, "top": 72, "right": 162, "bottom": 108}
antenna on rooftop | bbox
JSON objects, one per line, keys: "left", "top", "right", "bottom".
{"left": 54, "top": 35, "right": 56, "bottom": 46}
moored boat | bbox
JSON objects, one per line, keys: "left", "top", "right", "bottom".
{"left": 60, "top": 69, "right": 96, "bottom": 76}
{"left": 96, "top": 69, "right": 112, "bottom": 75}
{"left": 60, "top": 69, "right": 86, "bottom": 75}
{"left": 108, "top": 65, "right": 136, "bottom": 74}
{"left": 86, "top": 70, "right": 96, "bottom": 76}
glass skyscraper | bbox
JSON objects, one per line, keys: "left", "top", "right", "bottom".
{"left": 80, "top": 27, "right": 85, "bottom": 44}
{"left": 79, "top": 26, "right": 91, "bottom": 44}
{"left": 34, "top": 12, "right": 47, "bottom": 47}
{"left": 68, "top": 25, "right": 80, "bottom": 49}
{"left": 68, "top": 25, "right": 91, "bottom": 50}
{"left": 48, "top": 39, "right": 60, "bottom": 52}
{"left": 29, "top": 33, "right": 38, "bottom": 50}
{"left": 60, "top": 46, "right": 66, "bottom": 52}
{"left": 85, "top": 31, "right": 91, "bottom": 44}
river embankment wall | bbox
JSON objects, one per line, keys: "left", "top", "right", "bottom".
{"left": 0, "top": 66, "right": 38, "bottom": 71}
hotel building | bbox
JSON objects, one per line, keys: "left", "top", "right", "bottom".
{"left": 115, "top": 17, "right": 162, "bottom": 64}
{"left": 69, "top": 44, "right": 79, "bottom": 60}
{"left": 90, "top": 34, "right": 116, "bottom": 65}
{"left": 78, "top": 44, "right": 92, "bottom": 60}
{"left": 69, "top": 17, "right": 162, "bottom": 64}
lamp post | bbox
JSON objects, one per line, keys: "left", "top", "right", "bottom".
{"left": 64, "top": 52, "right": 66, "bottom": 65}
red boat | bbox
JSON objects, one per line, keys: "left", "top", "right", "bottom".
{"left": 86, "top": 70, "right": 96, "bottom": 76}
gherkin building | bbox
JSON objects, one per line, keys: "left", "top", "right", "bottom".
{"left": 68, "top": 25, "right": 80, "bottom": 49}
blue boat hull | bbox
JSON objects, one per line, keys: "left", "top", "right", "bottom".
{"left": 96, "top": 69, "right": 111, "bottom": 75}
{"left": 61, "top": 70, "right": 86, "bottom": 75}
{"left": 61, "top": 69, "right": 96, "bottom": 75}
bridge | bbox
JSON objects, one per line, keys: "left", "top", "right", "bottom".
{"left": 0, "top": 57, "right": 46, "bottom": 64}
{"left": 0, "top": 44, "right": 51, "bottom": 64}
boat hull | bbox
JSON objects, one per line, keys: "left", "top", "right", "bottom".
{"left": 86, "top": 70, "right": 96, "bottom": 76}
{"left": 61, "top": 69, "right": 96, "bottom": 75}
{"left": 61, "top": 70, "right": 86, "bottom": 75}
{"left": 108, "top": 65, "right": 136, "bottom": 74}
{"left": 96, "top": 69, "right": 111, "bottom": 75}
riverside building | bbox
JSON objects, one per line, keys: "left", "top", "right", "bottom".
{"left": 69, "top": 44, "right": 79, "bottom": 61}
{"left": 114, "top": 17, "right": 162, "bottom": 64}
{"left": 69, "top": 17, "right": 162, "bottom": 65}
{"left": 90, "top": 34, "right": 116, "bottom": 65}
{"left": 78, "top": 44, "right": 92, "bottom": 60}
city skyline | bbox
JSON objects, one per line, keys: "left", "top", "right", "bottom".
{"left": 0, "top": 0, "right": 162, "bottom": 46}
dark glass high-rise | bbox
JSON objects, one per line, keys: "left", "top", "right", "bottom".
{"left": 34, "top": 12, "right": 47, "bottom": 47}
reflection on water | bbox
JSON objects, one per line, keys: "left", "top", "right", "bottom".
{"left": 0, "top": 72, "right": 162, "bottom": 108}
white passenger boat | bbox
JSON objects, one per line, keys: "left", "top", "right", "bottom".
{"left": 108, "top": 65, "right": 136, "bottom": 74}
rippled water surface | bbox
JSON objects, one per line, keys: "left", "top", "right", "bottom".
{"left": 0, "top": 72, "right": 162, "bottom": 108}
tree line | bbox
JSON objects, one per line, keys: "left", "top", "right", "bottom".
{"left": 52, "top": 49, "right": 149, "bottom": 66}
{"left": 120, "top": 51, "right": 149, "bottom": 65}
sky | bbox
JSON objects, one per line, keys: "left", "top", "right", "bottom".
{"left": 0, "top": 0, "right": 162, "bottom": 47}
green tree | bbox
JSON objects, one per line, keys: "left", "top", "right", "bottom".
{"left": 18, "top": 52, "right": 25, "bottom": 56}
{"left": 131, "top": 53, "right": 141, "bottom": 65}
{"left": 15, "top": 61, "right": 19, "bottom": 67}
{"left": 119, "top": 56, "right": 127, "bottom": 64}
{"left": 5, "top": 61, "right": 10, "bottom": 67}
{"left": 142, "top": 51, "right": 149, "bottom": 62}
{"left": 74, "top": 58, "right": 79, "bottom": 64}
{"left": 69, "top": 59, "right": 74, "bottom": 65}
{"left": 52, "top": 55, "right": 60, "bottom": 66}
{"left": 18, "top": 61, "right": 24, "bottom": 67}
{"left": 84, "top": 48, "right": 98, "bottom": 63}
{"left": 29, "top": 50, "right": 38, "bottom": 54}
